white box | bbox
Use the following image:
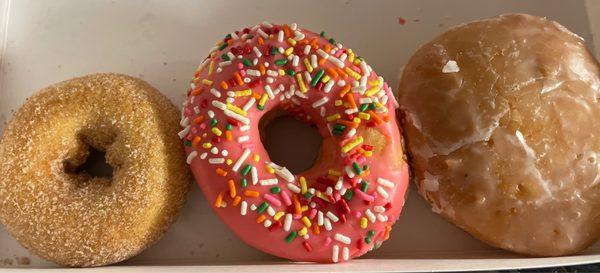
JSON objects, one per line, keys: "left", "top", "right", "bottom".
{"left": 1, "top": 0, "right": 599, "bottom": 271}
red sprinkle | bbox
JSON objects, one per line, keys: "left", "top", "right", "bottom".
{"left": 302, "top": 241, "right": 313, "bottom": 252}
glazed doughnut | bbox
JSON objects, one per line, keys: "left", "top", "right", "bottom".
{"left": 180, "top": 22, "right": 409, "bottom": 262}
{"left": 398, "top": 14, "right": 600, "bottom": 256}
{"left": 0, "top": 73, "right": 191, "bottom": 266}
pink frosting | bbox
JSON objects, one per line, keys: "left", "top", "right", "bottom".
{"left": 180, "top": 22, "right": 409, "bottom": 263}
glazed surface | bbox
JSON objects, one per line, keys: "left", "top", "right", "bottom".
{"left": 0, "top": 73, "right": 190, "bottom": 266}
{"left": 181, "top": 23, "right": 409, "bottom": 262}
{"left": 399, "top": 14, "right": 600, "bottom": 256}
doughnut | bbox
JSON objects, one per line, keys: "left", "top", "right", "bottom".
{"left": 180, "top": 22, "right": 409, "bottom": 262}
{"left": 398, "top": 13, "right": 600, "bottom": 256}
{"left": 0, "top": 73, "right": 191, "bottom": 266}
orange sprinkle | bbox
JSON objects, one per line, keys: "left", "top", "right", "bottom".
{"left": 299, "top": 39, "right": 309, "bottom": 45}
{"left": 293, "top": 194, "right": 302, "bottom": 215}
{"left": 336, "top": 67, "right": 348, "bottom": 78}
{"left": 215, "top": 168, "right": 227, "bottom": 177}
{"left": 324, "top": 44, "right": 332, "bottom": 52}
{"left": 384, "top": 225, "right": 392, "bottom": 240}
{"left": 227, "top": 39, "right": 234, "bottom": 45}
{"left": 338, "top": 119, "right": 359, "bottom": 129}
{"left": 382, "top": 114, "right": 390, "bottom": 122}
{"left": 191, "top": 87, "right": 203, "bottom": 96}
{"left": 191, "top": 136, "right": 202, "bottom": 147}
{"left": 234, "top": 72, "right": 244, "bottom": 85}
{"left": 346, "top": 93, "right": 357, "bottom": 109}
{"left": 312, "top": 223, "right": 320, "bottom": 235}
{"left": 228, "top": 179, "right": 236, "bottom": 198}
{"left": 359, "top": 169, "right": 371, "bottom": 178}
{"left": 252, "top": 92, "right": 261, "bottom": 100}
{"left": 225, "top": 130, "right": 233, "bottom": 141}
{"left": 310, "top": 37, "right": 319, "bottom": 49}
{"left": 233, "top": 196, "right": 242, "bottom": 207}
{"left": 283, "top": 24, "right": 291, "bottom": 37}
{"left": 259, "top": 63, "right": 266, "bottom": 75}
{"left": 339, "top": 84, "right": 351, "bottom": 97}
{"left": 256, "top": 214, "right": 267, "bottom": 223}
{"left": 193, "top": 115, "right": 205, "bottom": 124}
{"left": 214, "top": 191, "right": 225, "bottom": 207}
{"left": 368, "top": 110, "right": 383, "bottom": 124}
{"left": 326, "top": 67, "right": 339, "bottom": 78}
{"left": 318, "top": 58, "right": 326, "bottom": 66}
{"left": 244, "top": 190, "right": 260, "bottom": 198}
{"left": 220, "top": 81, "right": 228, "bottom": 90}
{"left": 258, "top": 36, "right": 265, "bottom": 45}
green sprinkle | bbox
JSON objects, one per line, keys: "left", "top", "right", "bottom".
{"left": 361, "top": 181, "right": 369, "bottom": 192}
{"left": 353, "top": 162, "right": 363, "bottom": 175}
{"left": 184, "top": 140, "right": 192, "bottom": 147}
{"left": 333, "top": 123, "right": 346, "bottom": 131}
{"left": 241, "top": 178, "right": 248, "bottom": 188}
{"left": 257, "top": 202, "right": 269, "bottom": 213}
{"left": 369, "top": 103, "right": 376, "bottom": 110}
{"left": 270, "top": 186, "right": 281, "bottom": 194}
{"left": 344, "top": 190, "right": 354, "bottom": 200}
{"left": 225, "top": 34, "right": 232, "bottom": 39}
{"left": 241, "top": 164, "right": 252, "bottom": 175}
{"left": 328, "top": 38, "right": 336, "bottom": 44}
{"left": 225, "top": 124, "right": 233, "bottom": 131}
{"left": 360, "top": 103, "right": 369, "bottom": 112}
{"left": 363, "top": 165, "right": 369, "bottom": 171}
{"left": 242, "top": 59, "right": 252, "bottom": 67}
{"left": 285, "top": 231, "right": 298, "bottom": 243}
{"left": 257, "top": 105, "right": 264, "bottom": 111}
{"left": 310, "top": 69, "right": 325, "bottom": 86}
{"left": 219, "top": 43, "right": 228, "bottom": 50}
{"left": 319, "top": 31, "right": 326, "bottom": 37}
{"left": 332, "top": 128, "right": 344, "bottom": 136}
{"left": 287, "top": 69, "right": 296, "bottom": 76}
{"left": 210, "top": 118, "right": 218, "bottom": 127}
{"left": 271, "top": 47, "right": 279, "bottom": 56}
{"left": 365, "top": 237, "right": 372, "bottom": 244}
{"left": 303, "top": 192, "right": 313, "bottom": 199}
{"left": 358, "top": 56, "right": 363, "bottom": 61}
{"left": 274, "top": 58, "right": 288, "bottom": 66}
{"left": 368, "top": 230, "right": 376, "bottom": 237}
{"left": 221, "top": 54, "right": 230, "bottom": 61}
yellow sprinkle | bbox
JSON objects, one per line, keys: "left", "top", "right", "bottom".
{"left": 368, "top": 79, "right": 381, "bottom": 86}
{"left": 226, "top": 103, "right": 247, "bottom": 116}
{"left": 334, "top": 100, "right": 343, "bottom": 106}
{"left": 344, "top": 67, "right": 361, "bottom": 80}
{"left": 375, "top": 101, "right": 384, "bottom": 109}
{"left": 202, "top": 79, "right": 213, "bottom": 86}
{"left": 274, "top": 211, "right": 285, "bottom": 221}
{"left": 341, "top": 136, "right": 364, "bottom": 153}
{"left": 301, "top": 216, "right": 312, "bottom": 227}
{"left": 208, "top": 61, "right": 215, "bottom": 75}
{"left": 360, "top": 217, "right": 368, "bottom": 229}
{"left": 365, "top": 86, "right": 381, "bottom": 97}
{"left": 299, "top": 176, "right": 308, "bottom": 194}
{"left": 278, "top": 69, "right": 285, "bottom": 76}
{"left": 353, "top": 117, "right": 361, "bottom": 124}
{"left": 303, "top": 58, "right": 313, "bottom": 73}
{"left": 358, "top": 112, "right": 371, "bottom": 120}
{"left": 211, "top": 127, "right": 223, "bottom": 136}
{"left": 226, "top": 159, "right": 233, "bottom": 165}
{"left": 202, "top": 142, "right": 212, "bottom": 149}
{"left": 234, "top": 89, "right": 252, "bottom": 97}
{"left": 265, "top": 164, "right": 275, "bottom": 174}
{"left": 364, "top": 151, "right": 373, "bottom": 157}
{"left": 296, "top": 73, "right": 308, "bottom": 93}
{"left": 328, "top": 169, "right": 342, "bottom": 177}
{"left": 287, "top": 38, "right": 297, "bottom": 46}
{"left": 284, "top": 47, "right": 294, "bottom": 56}
{"left": 353, "top": 59, "right": 361, "bottom": 66}
{"left": 326, "top": 113, "right": 341, "bottom": 122}
{"left": 301, "top": 205, "right": 309, "bottom": 212}
{"left": 321, "top": 75, "right": 330, "bottom": 83}
{"left": 253, "top": 154, "right": 260, "bottom": 162}
{"left": 298, "top": 227, "right": 308, "bottom": 236}
{"left": 316, "top": 192, "right": 330, "bottom": 202}
{"left": 348, "top": 51, "right": 355, "bottom": 63}
{"left": 259, "top": 93, "right": 269, "bottom": 106}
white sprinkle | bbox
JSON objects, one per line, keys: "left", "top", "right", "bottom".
{"left": 332, "top": 245, "right": 339, "bottom": 263}
{"left": 335, "top": 177, "right": 343, "bottom": 191}
{"left": 221, "top": 202, "right": 227, "bottom": 208}
{"left": 277, "top": 30, "right": 284, "bottom": 42}
{"left": 262, "top": 21, "right": 273, "bottom": 28}
{"left": 290, "top": 23, "right": 298, "bottom": 30}
{"left": 180, "top": 117, "right": 189, "bottom": 127}
{"left": 381, "top": 95, "right": 389, "bottom": 106}
{"left": 208, "top": 158, "right": 225, "bottom": 164}
{"left": 312, "top": 97, "right": 329, "bottom": 108}
{"left": 320, "top": 106, "right": 326, "bottom": 117}
{"left": 178, "top": 126, "right": 190, "bottom": 139}
{"left": 346, "top": 128, "right": 356, "bottom": 138}
{"left": 337, "top": 80, "right": 346, "bottom": 86}
{"left": 247, "top": 69, "right": 261, "bottom": 77}
{"left": 326, "top": 211, "right": 340, "bottom": 222}
{"left": 295, "top": 91, "right": 308, "bottom": 99}
{"left": 216, "top": 67, "right": 223, "bottom": 73}
{"left": 240, "top": 201, "right": 248, "bottom": 215}
{"left": 210, "top": 88, "right": 221, "bottom": 98}
{"left": 212, "top": 100, "right": 226, "bottom": 110}
{"left": 267, "top": 206, "right": 276, "bottom": 216}
{"left": 238, "top": 135, "right": 250, "bottom": 143}
{"left": 442, "top": 60, "right": 460, "bottom": 73}
{"left": 257, "top": 28, "right": 268, "bottom": 38}
{"left": 232, "top": 148, "right": 251, "bottom": 172}
{"left": 265, "top": 85, "right": 275, "bottom": 99}
{"left": 345, "top": 166, "right": 355, "bottom": 178}
{"left": 316, "top": 49, "right": 329, "bottom": 59}
{"left": 359, "top": 98, "right": 373, "bottom": 104}
{"left": 377, "top": 186, "right": 390, "bottom": 199}
{"left": 263, "top": 220, "right": 272, "bottom": 228}
{"left": 292, "top": 55, "right": 299, "bottom": 67}
{"left": 227, "top": 91, "right": 235, "bottom": 97}
{"left": 326, "top": 187, "right": 333, "bottom": 195}
{"left": 365, "top": 209, "right": 376, "bottom": 223}
{"left": 186, "top": 151, "right": 198, "bottom": 164}
{"left": 374, "top": 206, "right": 386, "bottom": 213}
{"left": 240, "top": 125, "right": 250, "bottom": 131}
{"left": 344, "top": 108, "right": 358, "bottom": 115}
{"left": 221, "top": 150, "right": 229, "bottom": 156}
{"left": 287, "top": 183, "right": 301, "bottom": 193}
{"left": 278, "top": 47, "right": 284, "bottom": 54}
{"left": 200, "top": 152, "right": 208, "bottom": 160}
{"left": 207, "top": 110, "right": 215, "bottom": 118}
{"left": 284, "top": 213, "right": 292, "bottom": 231}
{"left": 251, "top": 166, "right": 258, "bottom": 185}
{"left": 329, "top": 56, "right": 345, "bottom": 68}
{"left": 226, "top": 52, "right": 235, "bottom": 60}
{"left": 360, "top": 61, "right": 370, "bottom": 77}
{"left": 253, "top": 46, "right": 262, "bottom": 57}
{"left": 253, "top": 58, "right": 258, "bottom": 65}
{"left": 377, "top": 213, "right": 387, "bottom": 222}
{"left": 210, "top": 147, "right": 219, "bottom": 154}
{"left": 219, "top": 60, "right": 232, "bottom": 67}
{"left": 243, "top": 97, "right": 256, "bottom": 111}
{"left": 318, "top": 211, "right": 324, "bottom": 226}
{"left": 340, "top": 53, "right": 348, "bottom": 62}
{"left": 352, "top": 86, "right": 366, "bottom": 93}
{"left": 324, "top": 218, "right": 332, "bottom": 231}
{"left": 266, "top": 77, "right": 274, "bottom": 84}
{"left": 224, "top": 109, "right": 250, "bottom": 124}
{"left": 339, "top": 187, "right": 347, "bottom": 196}
{"left": 230, "top": 32, "right": 239, "bottom": 39}
{"left": 273, "top": 166, "right": 295, "bottom": 182}
{"left": 259, "top": 178, "right": 279, "bottom": 186}
{"left": 193, "top": 106, "right": 200, "bottom": 114}
{"left": 294, "top": 30, "right": 305, "bottom": 40}
{"left": 324, "top": 80, "right": 335, "bottom": 93}
{"left": 304, "top": 45, "right": 311, "bottom": 55}
{"left": 304, "top": 71, "right": 312, "bottom": 82}
{"left": 334, "top": 233, "right": 351, "bottom": 245}
{"left": 377, "top": 178, "right": 395, "bottom": 188}
{"left": 311, "top": 54, "right": 318, "bottom": 68}
{"left": 342, "top": 247, "right": 349, "bottom": 261}
{"left": 250, "top": 204, "right": 257, "bottom": 211}
{"left": 267, "top": 70, "right": 279, "bottom": 77}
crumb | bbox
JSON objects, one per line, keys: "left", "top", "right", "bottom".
{"left": 438, "top": 23, "right": 444, "bottom": 27}
{"left": 442, "top": 60, "right": 460, "bottom": 73}
{"left": 413, "top": 19, "right": 420, "bottom": 22}
{"left": 17, "top": 257, "right": 30, "bottom": 265}
{"left": 398, "top": 17, "right": 406, "bottom": 25}
{"left": 163, "top": 62, "right": 167, "bottom": 66}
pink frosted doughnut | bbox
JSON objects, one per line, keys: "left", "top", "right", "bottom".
{"left": 180, "top": 22, "right": 409, "bottom": 263}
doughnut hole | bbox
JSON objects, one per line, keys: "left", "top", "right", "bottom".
{"left": 259, "top": 110, "right": 322, "bottom": 174}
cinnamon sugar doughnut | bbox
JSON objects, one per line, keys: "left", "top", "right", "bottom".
{"left": 0, "top": 73, "right": 190, "bottom": 266}
{"left": 399, "top": 14, "right": 600, "bottom": 256}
